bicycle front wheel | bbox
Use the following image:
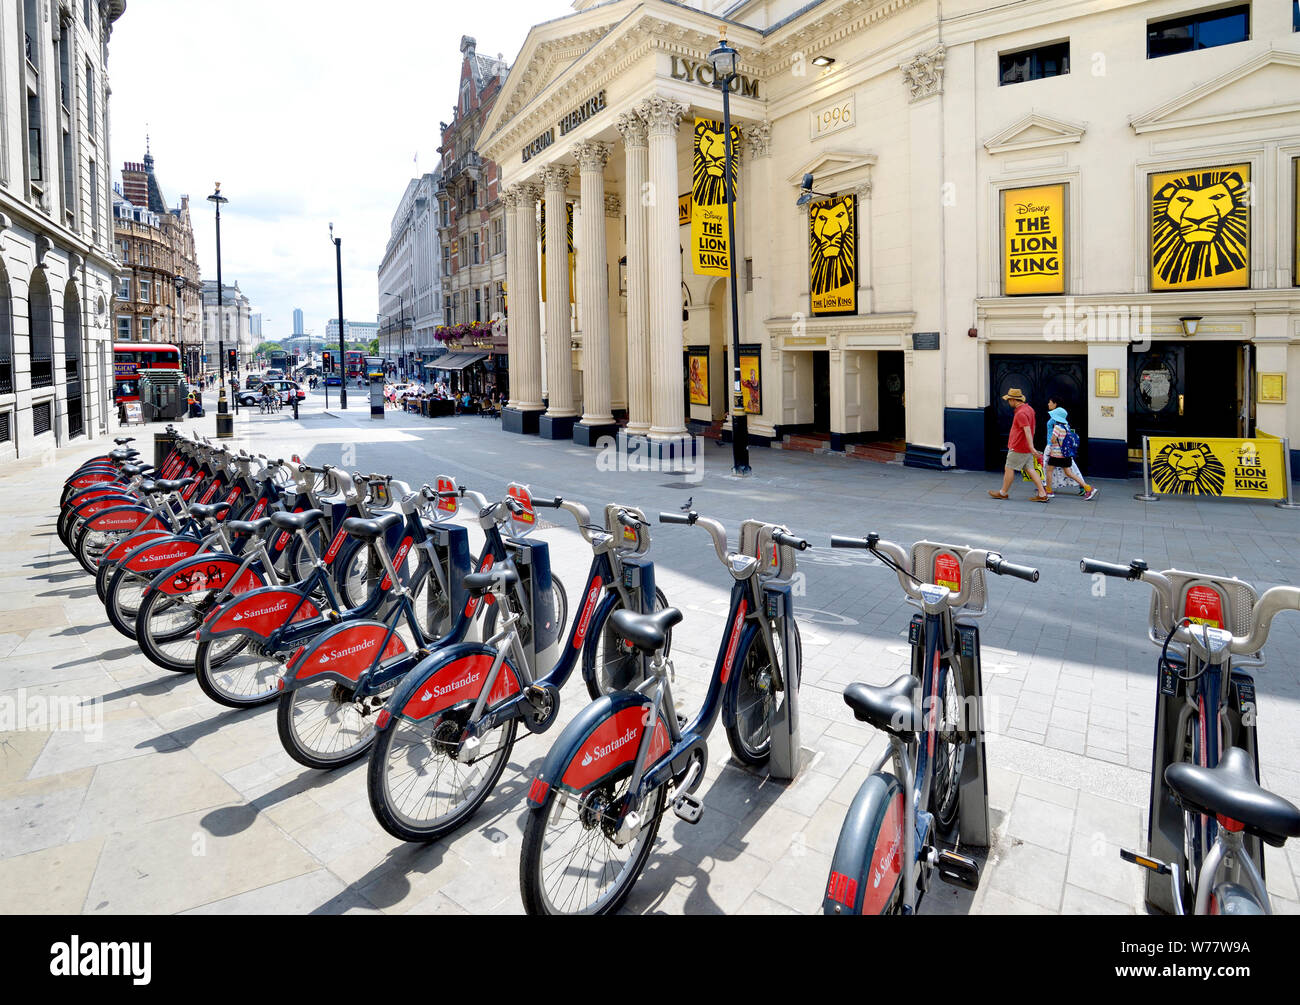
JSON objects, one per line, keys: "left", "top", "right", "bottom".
{"left": 520, "top": 770, "right": 666, "bottom": 915}
{"left": 276, "top": 679, "right": 389, "bottom": 769}
{"left": 195, "top": 640, "right": 283, "bottom": 708}
{"left": 583, "top": 586, "right": 671, "bottom": 700}
{"left": 931, "top": 657, "right": 967, "bottom": 831}
{"left": 725, "top": 621, "right": 802, "bottom": 767}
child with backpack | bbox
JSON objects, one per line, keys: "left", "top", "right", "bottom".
{"left": 1045, "top": 401, "right": 1098, "bottom": 500}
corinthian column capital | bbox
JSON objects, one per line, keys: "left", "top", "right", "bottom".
{"left": 574, "top": 140, "right": 612, "bottom": 173}
{"left": 638, "top": 95, "right": 687, "bottom": 138}
{"left": 616, "top": 110, "right": 649, "bottom": 148}
{"left": 540, "top": 164, "right": 570, "bottom": 193}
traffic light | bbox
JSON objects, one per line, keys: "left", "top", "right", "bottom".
{"left": 323, "top": 350, "right": 333, "bottom": 373}
{"left": 227, "top": 348, "right": 237, "bottom": 373}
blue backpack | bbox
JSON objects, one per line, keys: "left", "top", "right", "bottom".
{"left": 1061, "top": 428, "right": 1080, "bottom": 459}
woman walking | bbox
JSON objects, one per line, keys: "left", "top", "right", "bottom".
{"left": 1044, "top": 400, "right": 1098, "bottom": 500}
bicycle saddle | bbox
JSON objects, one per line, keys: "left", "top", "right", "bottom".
{"left": 155, "top": 478, "right": 195, "bottom": 493}
{"left": 608, "top": 607, "right": 682, "bottom": 655}
{"left": 1165, "top": 746, "right": 1300, "bottom": 847}
{"left": 114, "top": 437, "right": 135, "bottom": 445}
{"left": 228, "top": 516, "right": 272, "bottom": 536}
{"left": 270, "top": 508, "right": 326, "bottom": 532}
{"left": 463, "top": 563, "right": 519, "bottom": 596}
{"left": 109, "top": 448, "right": 138, "bottom": 461}
{"left": 844, "top": 676, "right": 920, "bottom": 738}
{"left": 189, "top": 502, "right": 233, "bottom": 523}
{"left": 136, "top": 480, "right": 163, "bottom": 495}
{"left": 340, "top": 512, "right": 402, "bottom": 539}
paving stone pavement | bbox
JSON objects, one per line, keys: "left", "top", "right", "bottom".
{"left": 2, "top": 393, "right": 1299, "bottom": 915}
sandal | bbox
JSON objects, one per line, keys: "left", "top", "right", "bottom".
{"left": 988, "top": 490, "right": 1009, "bottom": 499}
{"left": 1032, "top": 494, "right": 1051, "bottom": 503}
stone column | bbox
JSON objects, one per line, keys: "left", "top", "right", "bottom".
{"left": 617, "top": 110, "right": 652, "bottom": 439}
{"left": 574, "top": 141, "right": 617, "bottom": 446}
{"left": 540, "top": 164, "right": 577, "bottom": 439}
{"left": 503, "top": 182, "right": 544, "bottom": 433}
{"left": 643, "top": 95, "right": 688, "bottom": 444}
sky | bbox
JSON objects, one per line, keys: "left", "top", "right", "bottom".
{"left": 108, "top": 0, "right": 574, "bottom": 343}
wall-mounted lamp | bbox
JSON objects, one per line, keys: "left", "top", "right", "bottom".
{"left": 968, "top": 327, "right": 978, "bottom": 339}
{"left": 1179, "top": 316, "right": 1202, "bottom": 337}
{"left": 795, "top": 172, "right": 834, "bottom": 208}
{"left": 811, "top": 55, "right": 835, "bottom": 66}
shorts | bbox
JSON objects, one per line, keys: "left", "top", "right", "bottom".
{"left": 1047, "top": 454, "right": 1072, "bottom": 467}
{"left": 1005, "top": 450, "right": 1035, "bottom": 472}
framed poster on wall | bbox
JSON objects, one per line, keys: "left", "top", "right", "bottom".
{"left": 1002, "top": 183, "right": 1067, "bottom": 295}
{"left": 737, "top": 344, "right": 762, "bottom": 414}
{"left": 688, "top": 348, "right": 709, "bottom": 405}
{"left": 1149, "top": 163, "right": 1250, "bottom": 292}
{"left": 809, "top": 193, "right": 857, "bottom": 316}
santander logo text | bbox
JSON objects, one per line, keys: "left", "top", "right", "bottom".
{"left": 231, "top": 600, "right": 290, "bottom": 623}
{"left": 580, "top": 726, "right": 638, "bottom": 767}
{"left": 432, "top": 669, "right": 480, "bottom": 699}
{"left": 317, "top": 637, "right": 377, "bottom": 664}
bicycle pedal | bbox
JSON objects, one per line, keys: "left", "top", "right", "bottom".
{"left": 1120, "top": 848, "right": 1172, "bottom": 875}
{"left": 524, "top": 684, "right": 548, "bottom": 705}
{"left": 672, "top": 793, "right": 703, "bottom": 824}
{"left": 326, "top": 609, "right": 341, "bottom": 623}
{"left": 935, "top": 849, "right": 980, "bottom": 891}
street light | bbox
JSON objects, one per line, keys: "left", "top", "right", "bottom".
{"left": 330, "top": 222, "right": 347, "bottom": 409}
{"left": 207, "top": 183, "right": 233, "bottom": 437}
{"left": 172, "top": 274, "right": 187, "bottom": 378}
{"left": 383, "top": 289, "right": 407, "bottom": 378}
{"left": 707, "top": 37, "right": 749, "bottom": 476}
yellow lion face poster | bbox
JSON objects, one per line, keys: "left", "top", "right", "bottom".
{"left": 1150, "top": 163, "right": 1250, "bottom": 291}
{"left": 809, "top": 194, "right": 857, "bottom": 316}
{"left": 691, "top": 118, "right": 740, "bottom": 277}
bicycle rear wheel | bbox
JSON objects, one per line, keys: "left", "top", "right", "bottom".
{"left": 519, "top": 769, "right": 666, "bottom": 915}
{"left": 931, "top": 658, "right": 967, "bottom": 831}
{"left": 135, "top": 583, "right": 247, "bottom": 673}
{"left": 725, "top": 621, "right": 802, "bottom": 767}
{"left": 194, "top": 640, "right": 283, "bottom": 708}
{"left": 276, "top": 679, "right": 391, "bottom": 769}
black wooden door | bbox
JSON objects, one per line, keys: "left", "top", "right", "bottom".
{"left": 1128, "top": 346, "right": 1185, "bottom": 446}
{"left": 987, "top": 355, "right": 1087, "bottom": 470}
{"left": 813, "top": 352, "right": 830, "bottom": 433}
{"left": 878, "top": 351, "right": 904, "bottom": 439}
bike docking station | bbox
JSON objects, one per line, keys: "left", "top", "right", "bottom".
{"left": 738, "top": 519, "right": 804, "bottom": 782}
{"left": 497, "top": 484, "right": 564, "bottom": 679}
{"left": 907, "top": 542, "right": 992, "bottom": 848}
{"left": 593, "top": 503, "right": 661, "bottom": 692}
{"left": 1140, "top": 569, "right": 1265, "bottom": 914}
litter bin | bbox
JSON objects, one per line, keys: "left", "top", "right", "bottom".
{"left": 154, "top": 429, "right": 177, "bottom": 471}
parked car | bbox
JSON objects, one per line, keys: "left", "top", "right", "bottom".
{"left": 324, "top": 374, "right": 341, "bottom": 387}
{"left": 245, "top": 373, "right": 263, "bottom": 389}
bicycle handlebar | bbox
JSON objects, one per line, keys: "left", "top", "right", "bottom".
{"left": 987, "top": 556, "right": 1040, "bottom": 583}
{"left": 772, "top": 530, "right": 810, "bottom": 551}
{"left": 659, "top": 511, "right": 730, "bottom": 568}
{"left": 1079, "top": 558, "right": 1141, "bottom": 579}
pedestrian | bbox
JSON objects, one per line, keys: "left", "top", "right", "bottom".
{"left": 1044, "top": 400, "right": 1098, "bottom": 500}
{"left": 989, "top": 387, "right": 1050, "bottom": 502}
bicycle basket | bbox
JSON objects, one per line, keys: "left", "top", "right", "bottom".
{"left": 912, "top": 541, "right": 987, "bottom": 614}
{"left": 605, "top": 503, "right": 650, "bottom": 554}
{"left": 1149, "top": 570, "right": 1256, "bottom": 641}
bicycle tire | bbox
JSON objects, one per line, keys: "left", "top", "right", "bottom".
{"left": 519, "top": 768, "right": 667, "bottom": 915}
{"left": 724, "top": 620, "right": 802, "bottom": 767}
{"left": 582, "top": 586, "right": 671, "bottom": 700}
{"left": 134, "top": 576, "right": 254, "bottom": 674}
{"left": 483, "top": 576, "right": 568, "bottom": 649}
{"left": 104, "top": 562, "right": 154, "bottom": 639}
{"left": 931, "top": 654, "right": 967, "bottom": 831}
{"left": 367, "top": 708, "right": 517, "bottom": 842}
{"left": 276, "top": 680, "right": 386, "bottom": 770}
{"left": 194, "top": 638, "right": 282, "bottom": 708}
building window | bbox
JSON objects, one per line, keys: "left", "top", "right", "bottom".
{"left": 86, "top": 62, "right": 95, "bottom": 139}
{"left": 492, "top": 217, "right": 503, "bottom": 257}
{"left": 999, "top": 41, "right": 1069, "bottom": 85}
{"left": 89, "top": 159, "right": 99, "bottom": 241}
{"left": 29, "top": 270, "right": 53, "bottom": 388}
{"left": 1294, "top": 0, "right": 1298, "bottom": 30}
{"left": 117, "top": 277, "right": 129, "bottom": 300}
{"left": 0, "top": 412, "right": 9, "bottom": 443}
{"left": 116, "top": 315, "right": 130, "bottom": 339}
{"left": 472, "top": 232, "right": 480, "bottom": 265}
{"left": 1148, "top": 4, "right": 1249, "bottom": 59}
{"left": 442, "top": 245, "right": 450, "bottom": 274}
{"left": 444, "top": 295, "right": 452, "bottom": 326}
{"left": 440, "top": 200, "right": 449, "bottom": 227}
{"left": 23, "top": 0, "right": 39, "bottom": 70}
{"left": 0, "top": 267, "right": 12, "bottom": 395}
{"left": 141, "top": 318, "right": 151, "bottom": 340}
{"left": 62, "top": 130, "right": 75, "bottom": 219}
{"left": 33, "top": 400, "right": 51, "bottom": 436}
{"left": 140, "top": 279, "right": 151, "bottom": 304}
{"left": 474, "top": 288, "right": 481, "bottom": 322}
{"left": 58, "top": 30, "right": 72, "bottom": 111}
{"left": 27, "top": 93, "right": 43, "bottom": 184}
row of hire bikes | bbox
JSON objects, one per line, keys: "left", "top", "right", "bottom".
{"left": 56, "top": 427, "right": 1300, "bottom": 915}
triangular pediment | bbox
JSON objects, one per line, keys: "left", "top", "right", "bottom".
{"left": 787, "top": 151, "right": 877, "bottom": 191}
{"left": 1130, "top": 50, "right": 1300, "bottom": 134}
{"left": 983, "top": 112, "right": 1085, "bottom": 154}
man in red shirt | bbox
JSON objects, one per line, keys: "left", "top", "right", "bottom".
{"left": 989, "top": 388, "right": 1049, "bottom": 502}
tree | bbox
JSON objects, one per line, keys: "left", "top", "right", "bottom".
{"left": 368, "top": 338, "right": 379, "bottom": 354}
{"left": 254, "top": 341, "right": 284, "bottom": 356}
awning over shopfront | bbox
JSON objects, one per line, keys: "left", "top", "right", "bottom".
{"left": 432, "top": 352, "right": 490, "bottom": 372}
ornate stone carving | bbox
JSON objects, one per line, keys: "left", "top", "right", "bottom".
{"left": 638, "top": 95, "right": 687, "bottom": 138}
{"left": 539, "top": 164, "right": 570, "bottom": 192}
{"left": 516, "top": 181, "right": 542, "bottom": 206}
{"left": 746, "top": 120, "right": 773, "bottom": 159}
{"left": 615, "top": 110, "right": 648, "bottom": 148}
{"left": 574, "top": 140, "right": 612, "bottom": 173}
{"left": 604, "top": 193, "right": 622, "bottom": 218}
{"left": 900, "top": 45, "right": 945, "bottom": 102}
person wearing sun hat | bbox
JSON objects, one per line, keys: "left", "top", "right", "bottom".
{"left": 989, "top": 388, "right": 1050, "bottom": 502}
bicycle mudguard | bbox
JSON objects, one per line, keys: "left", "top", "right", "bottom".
{"left": 65, "top": 482, "right": 133, "bottom": 508}
{"left": 823, "top": 772, "right": 905, "bottom": 915}
{"left": 380, "top": 642, "right": 523, "bottom": 728}
{"left": 199, "top": 587, "right": 322, "bottom": 642}
{"left": 64, "top": 470, "right": 120, "bottom": 491}
{"left": 84, "top": 505, "right": 167, "bottom": 535}
{"left": 119, "top": 536, "right": 205, "bottom": 576}
{"left": 525, "top": 691, "right": 672, "bottom": 805}
{"left": 70, "top": 492, "right": 138, "bottom": 522}
{"left": 101, "top": 529, "right": 173, "bottom": 567}
{"left": 141, "top": 555, "right": 265, "bottom": 598}
{"left": 281, "top": 621, "right": 409, "bottom": 689}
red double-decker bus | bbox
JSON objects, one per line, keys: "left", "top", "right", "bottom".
{"left": 345, "top": 350, "right": 365, "bottom": 380}
{"left": 114, "top": 342, "right": 181, "bottom": 403}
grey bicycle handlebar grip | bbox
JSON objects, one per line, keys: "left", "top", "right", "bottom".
{"left": 773, "top": 531, "right": 810, "bottom": 551}
{"left": 533, "top": 496, "right": 562, "bottom": 508}
{"left": 830, "top": 535, "right": 867, "bottom": 549}
{"left": 658, "top": 512, "right": 692, "bottom": 525}
{"left": 989, "top": 557, "right": 1039, "bottom": 582}
{"left": 1080, "top": 558, "right": 1136, "bottom": 579}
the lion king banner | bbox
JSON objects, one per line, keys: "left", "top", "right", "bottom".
{"left": 1144, "top": 436, "right": 1286, "bottom": 500}
{"left": 809, "top": 193, "right": 858, "bottom": 316}
{"left": 1002, "top": 184, "right": 1065, "bottom": 295}
{"left": 1149, "top": 163, "right": 1250, "bottom": 291}
{"left": 691, "top": 118, "right": 740, "bottom": 277}
{"left": 540, "top": 201, "right": 576, "bottom": 304}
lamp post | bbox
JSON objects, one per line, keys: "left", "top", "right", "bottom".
{"left": 708, "top": 38, "right": 750, "bottom": 476}
{"left": 330, "top": 222, "right": 347, "bottom": 409}
{"left": 172, "top": 274, "right": 186, "bottom": 379}
{"left": 207, "top": 183, "right": 234, "bottom": 437}
{"left": 384, "top": 289, "right": 407, "bottom": 378}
